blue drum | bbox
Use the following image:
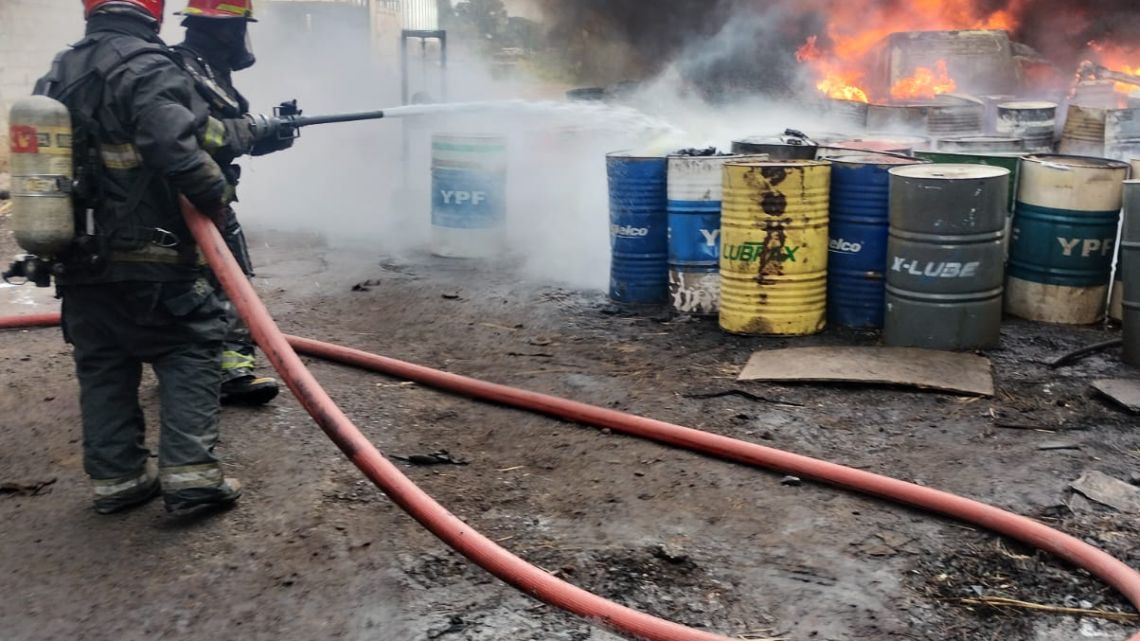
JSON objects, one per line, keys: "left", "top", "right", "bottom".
{"left": 608, "top": 153, "right": 668, "bottom": 304}
{"left": 828, "top": 154, "right": 925, "bottom": 328}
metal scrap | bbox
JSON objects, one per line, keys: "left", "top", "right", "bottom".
{"left": 1048, "top": 339, "right": 1123, "bottom": 368}
{"left": 391, "top": 450, "right": 469, "bottom": 467}
{"left": 0, "top": 478, "right": 56, "bottom": 496}
{"left": 1093, "top": 379, "right": 1140, "bottom": 414}
{"left": 426, "top": 615, "right": 467, "bottom": 639}
{"left": 1070, "top": 471, "right": 1140, "bottom": 513}
{"left": 1038, "top": 441, "right": 1082, "bottom": 451}
{"left": 683, "top": 389, "right": 805, "bottom": 407}
{"left": 351, "top": 279, "right": 381, "bottom": 292}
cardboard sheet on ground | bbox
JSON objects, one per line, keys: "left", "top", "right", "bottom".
{"left": 737, "top": 347, "right": 994, "bottom": 397}
{"left": 1093, "top": 379, "right": 1140, "bottom": 413}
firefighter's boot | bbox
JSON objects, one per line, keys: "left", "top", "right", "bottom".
{"left": 220, "top": 348, "right": 279, "bottom": 406}
{"left": 164, "top": 473, "right": 243, "bottom": 515}
{"left": 92, "top": 459, "right": 161, "bottom": 515}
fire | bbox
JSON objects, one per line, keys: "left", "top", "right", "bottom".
{"left": 795, "top": 35, "right": 821, "bottom": 63}
{"left": 1087, "top": 41, "right": 1140, "bottom": 95}
{"left": 796, "top": 0, "right": 1023, "bottom": 103}
{"left": 819, "top": 73, "right": 870, "bottom": 103}
{"left": 890, "top": 60, "right": 957, "bottom": 101}
{"left": 798, "top": 35, "right": 869, "bottom": 103}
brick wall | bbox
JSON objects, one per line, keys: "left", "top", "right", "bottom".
{"left": 0, "top": 0, "right": 83, "bottom": 170}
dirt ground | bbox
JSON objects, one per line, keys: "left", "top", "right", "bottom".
{"left": 1, "top": 214, "right": 1138, "bottom": 641}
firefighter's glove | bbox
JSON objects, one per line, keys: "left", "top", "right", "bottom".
{"left": 185, "top": 187, "right": 228, "bottom": 225}
{"left": 174, "top": 160, "right": 228, "bottom": 224}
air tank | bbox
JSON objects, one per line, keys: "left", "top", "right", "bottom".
{"left": 8, "top": 96, "right": 74, "bottom": 257}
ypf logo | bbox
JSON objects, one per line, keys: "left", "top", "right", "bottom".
{"left": 829, "top": 238, "right": 863, "bottom": 255}
{"left": 439, "top": 190, "right": 487, "bottom": 206}
{"left": 1056, "top": 237, "right": 1115, "bottom": 259}
{"left": 611, "top": 224, "right": 650, "bottom": 238}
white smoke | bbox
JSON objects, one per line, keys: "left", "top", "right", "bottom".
{"left": 216, "top": 4, "right": 408, "bottom": 248}
{"left": 222, "top": 2, "right": 865, "bottom": 292}
{"left": 226, "top": 6, "right": 680, "bottom": 291}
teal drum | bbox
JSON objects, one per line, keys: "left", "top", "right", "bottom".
{"left": 1006, "top": 155, "right": 1131, "bottom": 325}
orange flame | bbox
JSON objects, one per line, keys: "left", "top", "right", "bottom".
{"left": 796, "top": 0, "right": 1023, "bottom": 103}
{"left": 1088, "top": 41, "right": 1140, "bottom": 95}
{"left": 819, "top": 73, "right": 871, "bottom": 103}
{"left": 798, "top": 35, "right": 870, "bottom": 102}
{"left": 890, "top": 60, "right": 957, "bottom": 100}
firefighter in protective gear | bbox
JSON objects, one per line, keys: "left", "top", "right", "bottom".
{"left": 173, "top": 0, "right": 292, "bottom": 406}
{"left": 35, "top": 0, "right": 274, "bottom": 514}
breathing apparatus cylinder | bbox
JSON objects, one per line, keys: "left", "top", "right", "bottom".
{"left": 4, "top": 96, "right": 75, "bottom": 286}
{"left": 8, "top": 96, "right": 75, "bottom": 258}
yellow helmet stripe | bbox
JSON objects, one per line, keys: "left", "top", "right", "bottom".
{"left": 216, "top": 3, "right": 253, "bottom": 16}
{"left": 180, "top": 3, "right": 253, "bottom": 17}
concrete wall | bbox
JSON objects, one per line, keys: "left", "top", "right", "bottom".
{"left": 0, "top": 0, "right": 84, "bottom": 169}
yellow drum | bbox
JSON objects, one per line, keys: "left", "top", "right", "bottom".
{"left": 720, "top": 160, "right": 831, "bottom": 335}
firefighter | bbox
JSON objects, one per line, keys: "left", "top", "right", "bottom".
{"left": 34, "top": 0, "right": 271, "bottom": 514}
{"left": 173, "top": 0, "right": 290, "bottom": 406}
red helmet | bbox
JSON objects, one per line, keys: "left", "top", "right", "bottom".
{"left": 83, "top": 0, "right": 165, "bottom": 21}
{"left": 176, "top": 0, "right": 255, "bottom": 19}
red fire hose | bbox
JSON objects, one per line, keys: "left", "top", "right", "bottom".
{"left": 0, "top": 198, "right": 1136, "bottom": 641}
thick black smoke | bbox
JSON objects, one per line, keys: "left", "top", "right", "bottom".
{"left": 535, "top": 0, "right": 737, "bottom": 84}
{"left": 537, "top": 0, "right": 1140, "bottom": 94}
{"left": 1011, "top": 0, "right": 1140, "bottom": 63}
